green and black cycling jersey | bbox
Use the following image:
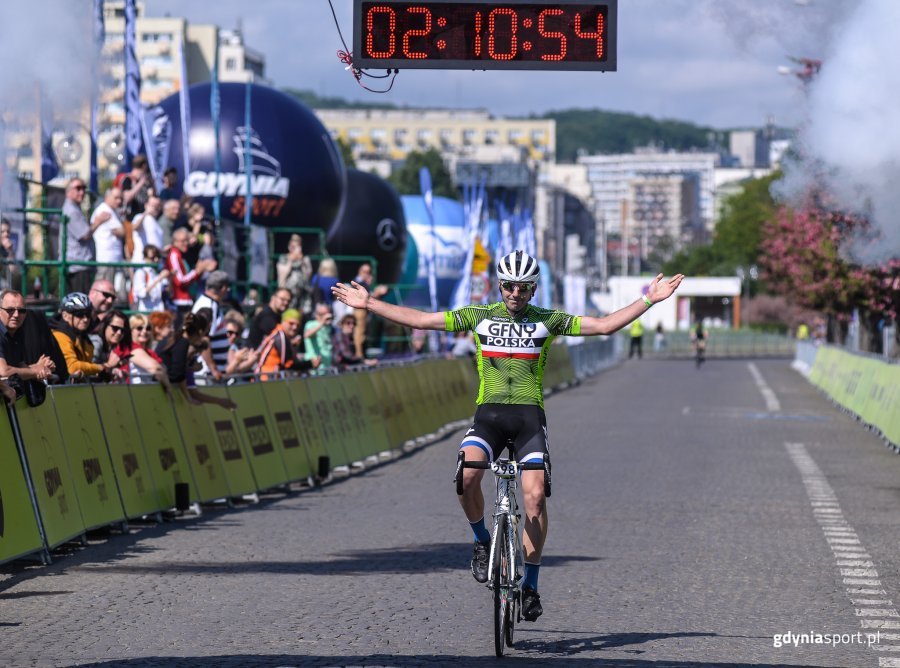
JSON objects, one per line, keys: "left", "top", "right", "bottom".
{"left": 444, "top": 302, "right": 581, "bottom": 408}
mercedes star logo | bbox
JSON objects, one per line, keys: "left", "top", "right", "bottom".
{"left": 376, "top": 218, "right": 401, "bottom": 251}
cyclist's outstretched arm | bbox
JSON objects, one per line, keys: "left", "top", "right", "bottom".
{"left": 332, "top": 281, "right": 447, "bottom": 331}
{"left": 580, "top": 273, "right": 684, "bottom": 336}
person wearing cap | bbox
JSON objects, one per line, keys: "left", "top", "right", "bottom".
{"left": 255, "top": 309, "right": 320, "bottom": 380}
{"left": 49, "top": 292, "right": 120, "bottom": 379}
{"left": 191, "top": 269, "right": 231, "bottom": 382}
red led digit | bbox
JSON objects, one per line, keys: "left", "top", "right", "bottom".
{"left": 488, "top": 7, "right": 517, "bottom": 61}
{"left": 402, "top": 6, "right": 431, "bottom": 59}
{"left": 574, "top": 10, "right": 605, "bottom": 58}
{"left": 538, "top": 8, "right": 566, "bottom": 61}
{"left": 366, "top": 5, "right": 397, "bottom": 58}
{"left": 474, "top": 11, "right": 482, "bottom": 56}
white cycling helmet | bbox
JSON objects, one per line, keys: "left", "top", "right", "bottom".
{"left": 497, "top": 251, "right": 540, "bottom": 283}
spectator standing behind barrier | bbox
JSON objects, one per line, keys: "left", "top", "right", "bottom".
{"left": 276, "top": 234, "right": 314, "bottom": 315}
{"left": 691, "top": 321, "right": 708, "bottom": 368}
{"left": 129, "top": 313, "right": 168, "bottom": 386}
{"left": 88, "top": 278, "right": 117, "bottom": 360}
{"left": 192, "top": 270, "right": 231, "bottom": 382}
{"left": 310, "top": 258, "right": 339, "bottom": 311}
{"left": 255, "top": 309, "right": 320, "bottom": 379}
{"left": 116, "top": 153, "right": 151, "bottom": 221}
{"left": 333, "top": 313, "right": 377, "bottom": 370}
{"left": 49, "top": 292, "right": 119, "bottom": 380}
{"left": 352, "top": 262, "right": 389, "bottom": 359}
{"left": 61, "top": 178, "right": 96, "bottom": 294}
{"left": 654, "top": 322, "right": 666, "bottom": 352}
{"left": 99, "top": 310, "right": 167, "bottom": 386}
{"left": 246, "top": 287, "right": 291, "bottom": 350}
{"left": 158, "top": 199, "right": 180, "bottom": 249}
{"left": 149, "top": 310, "right": 175, "bottom": 353}
{"left": 628, "top": 318, "right": 644, "bottom": 359}
{"left": 304, "top": 302, "right": 334, "bottom": 372}
{"left": 159, "top": 167, "right": 179, "bottom": 201}
{"left": 131, "top": 196, "right": 164, "bottom": 263}
{"left": 451, "top": 330, "right": 477, "bottom": 358}
{"left": 166, "top": 228, "right": 216, "bottom": 327}
{"left": 159, "top": 310, "right": 236, "bottom": 409}
{"left": 130, "top": 245, "right": 169, "bottom": 312}
{"left": 0, "top": 218, "right": 19, "bottom": 291}
{"left": 0, "top": 289, "right": 56, "bottom": 383}
{"left": 222, "top": 311, "right": 259, "bottom": 376}
{"left": 90, "top": 188, "right": 126, "bottom": 285}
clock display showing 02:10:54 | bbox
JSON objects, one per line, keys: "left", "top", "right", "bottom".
{"left": 352, "top": 1, "right": 618, "bottom": 71}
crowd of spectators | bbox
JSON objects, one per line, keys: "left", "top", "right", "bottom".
{"left": 0, "top": 157, "right": 405, "bottom": 406}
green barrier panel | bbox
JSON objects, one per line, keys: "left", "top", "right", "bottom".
{"left": 224, "top": 383, "right": 290, "bottom": 490}
{"left": 394, "top": 365, "right": 430, "bottom": 437}
{"left": 413, "top": 361, "right": 446, "bottom": 434}
{"left": 14, "top": 400, "right": 85, "bottom": 548}
{"left": 50, "top": 387, "right": 126, "bottom": 531}
{"left": 304, "top": 376, "right": 352, "bottom": 467}
{"left": 808, "top": 345, "right": 831, "bottom": 390}
{"left": 129, "top": 384, "right": 195, "bottom": 508}
{"left": 259, "top": 380, "right": 315, "bottom": 482}
{"left": 880, "top": 364, "right": 900, "bottom": 447}
{"left": 199, "top": 388, "right": 261, "bottom": 496}
{"left": 0, "top": 412, "right": 44, "bottom": 564}
{"left": 170, "top": 392, "right": 232, "bottom": 502}
{"left": 333, "top": 373, "right": 380, "bottom": 460}
{"left": 853, "top": 357, "right": 878, "bottom": 426}
{"left": 366, "top": 370, "right": 402, "bottom": 449}
{"left": 320, "top": 375, "right": 368, "bottom": 465}
{"left": 450, "top": 358, "right": 477, "bottom": 422}
{"left": 286, "top": 378, "right": 333, "bottom": 474}
{"left": 384, "top": 366, "right": 418, "bottom": 444}
{"left": 350, "top": 371, "right": 392, "bottom": 456}
{"left": 92, "top": 385, "right": 165, "bottom": 519}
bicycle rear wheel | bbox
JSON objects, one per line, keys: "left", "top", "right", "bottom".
{"left": 493, "top": 515, "right": 509, "bottom": 657}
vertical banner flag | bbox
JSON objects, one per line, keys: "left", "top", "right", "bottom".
{"left": 177, "top": 34, "right": 192, "bottom": 184}
{"left": 140, "top": 105, "right": 169, "bottom": 192}
{"left": 123, "top": 0, "right": 142, "bottom": 169}
{"left": 243, "top": 81, "right": 253, "bottom": 226}
{"left": 450, "top": 181, "right": 485, "bottom": 311}
{"left": 514, "top": 208, "right": 536, "bottom": 257}
{"left": 90, "top": 0, "right": 105, "bottom": 193}
{"left": 419, "top": 167, "right": 439, "bottom": 351}
{"left": 210, "top": 56, "right": 221, "bottom": 222}
{"left": 39, "top": 87, "right": 59, "bottom": 184}
{"left": 249, "top": 224, "right": 270, "bottom": 286}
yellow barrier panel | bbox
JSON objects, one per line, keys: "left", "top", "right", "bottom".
{"left": 881, "top": 365, "right": 900, "bottom": 447}
{"left": 286, "top": 378, "right": 333, "bottom": 474}
{"left": 14, "top": 400, "right": 85, "bottom": 548}
{"left": 365, "top": 370, "right": 399, "bottom": 449}
{"left": 319, "top": 375, "right": 367, "bottom": 465}
{"left": 224, "top": 383, "right": 290, "bottom": 490}
{"left": 199, "top": 387, "right": 261, "bottom": 496}
{"left": 49, "top": 387, "right": 126, "bottom": 530}
{"left": 450, "top": 358, "right": 477, "bottom": 422}
{"left": 383, "top": 366, "right": 417, "bottom": 444}
{"left": 333, "top": 373, "right": 379, "bottom": 461}
{"left": 304, "top": 376, "right": 352, "bottom": 467}
{"left": 854, "top": 357, "right": 879, "bottom": 426}
{"left": 259, "top": 380, "right": 315, "bottom": 482}
{"left": 170, "top": 392, "right": 232, "bottom": 502}
{"left": 0, "top": 411, "right": 44, "bottom": 564}
{"left": 408, "top": 362, "right": 442, "bottom": 435}
{"left": 349, "top": 372, "right": 392, "bottom": 456}
{"left": 129, "top": 384, "right": 195, "bottom": 508}
{"left": 92, "top": 385, "right": 165, "bottom": 519}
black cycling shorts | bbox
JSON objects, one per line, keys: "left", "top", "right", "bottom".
{"left": 459, "top": 403, "right": 549, "bottom": 464}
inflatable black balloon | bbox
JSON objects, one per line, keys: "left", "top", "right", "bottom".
{"left": 153, "top": 83, "right": 345, "bottom": 239}
{"left": 326, "top": 169, "right": 407, "bottom": 284}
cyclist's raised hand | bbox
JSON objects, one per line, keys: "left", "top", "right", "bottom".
{"left": 646, "top": 273, "right": 685, "bottom": 305}
{"left": 332, "top": 281, "right": 369, "bottom": 309}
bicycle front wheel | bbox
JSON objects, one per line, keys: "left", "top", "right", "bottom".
{"left": 493, "top": 514, "right": 510, "bottom": 657}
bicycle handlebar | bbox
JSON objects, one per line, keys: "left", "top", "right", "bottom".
{"left": 454, "top": 451, "right": 551, "bottom": 497}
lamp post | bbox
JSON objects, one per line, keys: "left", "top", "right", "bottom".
{"left": 735, "top": 264, "right": 758, "bottom": 329}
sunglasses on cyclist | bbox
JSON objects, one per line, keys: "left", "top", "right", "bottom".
{"left": 499, "top": 281, "right": 534, "bottom": 294}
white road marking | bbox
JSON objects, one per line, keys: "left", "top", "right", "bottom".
{"left": 747, "top": 362, "right": 781, "bottom": 412}
{"left": 786, "top": 442, "right": 900, "bottom": 665}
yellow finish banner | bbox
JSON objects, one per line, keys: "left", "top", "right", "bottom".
{"left": 225, "top": 383, "right": 290, "bottom": 490}
{"left": 286, "top": 378, "right": 333, "bottom": 474}
{"left": 129, "top": 384, "right": 194, "bottom": 509}
{"left": 50, "top": 387, "right": 126, "bottom": 531}
{"left": 201, "top": 387, "right": 259, "bottom": 496}
{"left": 259, "top": 380, "right": 314, "bottom": 482}
{"left": 170, "top": 392, "right": 232, "bottom": 502}
{"left": 0, "top": 410, "right": 44, "bottom": 564}
{"left": 14, "top": 400, "right": 85, "bottom": 548}
{"left": 92, "top": 385, "right": 165, "bottom": 519}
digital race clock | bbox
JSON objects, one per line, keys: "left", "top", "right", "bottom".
{"left": 352, "top": 0, "right": 617, "bottom": 71}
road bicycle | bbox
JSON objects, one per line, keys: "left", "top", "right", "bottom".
{"left": 455, "top": 447, "right": 551, "bottom": 657}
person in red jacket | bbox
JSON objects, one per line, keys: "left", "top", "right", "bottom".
{"left": 165, "top": 228, "right": 216, "bottom": 327}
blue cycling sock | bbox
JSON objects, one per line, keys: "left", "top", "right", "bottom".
{"left": 523, "top": 562, "right": 541, "bottom": 590}
{"left": 470, "top": 517, "right": 491, "bottom": 544}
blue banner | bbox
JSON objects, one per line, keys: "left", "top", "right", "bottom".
{"left": 39, "top": 88, "right": 59, "bottom": 184}
{"left": 90, "top": 0, "right": 104, "bottom": 193}
{"left": 449, "top": 181, "right": 485, "bottom": 311}
{"left": 210, "top": 59, "right": 221, "bottom": 221}
{"left": 123, "top": 0, "right": 143, "bottom": 168}
{"left": 243, "top": 81, "right": 252, "bottom": 226}
{"left": 178, "top": 35, "right": 192, "bottom": 185}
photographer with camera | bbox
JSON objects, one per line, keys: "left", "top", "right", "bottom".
{"left": 303, "top": 302, "right": 334, "bottom": 373}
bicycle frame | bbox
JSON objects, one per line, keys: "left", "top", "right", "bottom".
{"left": 486, "top": 459, "right": 523, "bottom": 590}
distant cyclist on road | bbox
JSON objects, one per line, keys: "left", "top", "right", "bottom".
{"left": 333, "top": 251, "right": 684, "bottom": 622}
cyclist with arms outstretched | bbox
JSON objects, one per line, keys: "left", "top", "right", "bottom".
{"left": 332, "top": 251, "right": 684, "bottom": 622}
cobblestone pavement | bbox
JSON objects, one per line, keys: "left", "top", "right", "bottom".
{"left": 3, "top": 358, "right": 900, "bottom": 667}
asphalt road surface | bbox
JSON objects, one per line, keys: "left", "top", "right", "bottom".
{"left": 3, "top": 358, "right": 900, "bottom": 668}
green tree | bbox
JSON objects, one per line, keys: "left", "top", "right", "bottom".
{"left": 387, "top": 148, "right": 458, "bottom": 200}
{"left": 335, "top": 137, "right": 356, "bottom": 169}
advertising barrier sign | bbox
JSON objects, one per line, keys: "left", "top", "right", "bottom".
{"left": 225, "top": 383, "right": 290, "bottom": 490}
{"left": 0, "top": 410, "right": 44, "bottom": 565}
